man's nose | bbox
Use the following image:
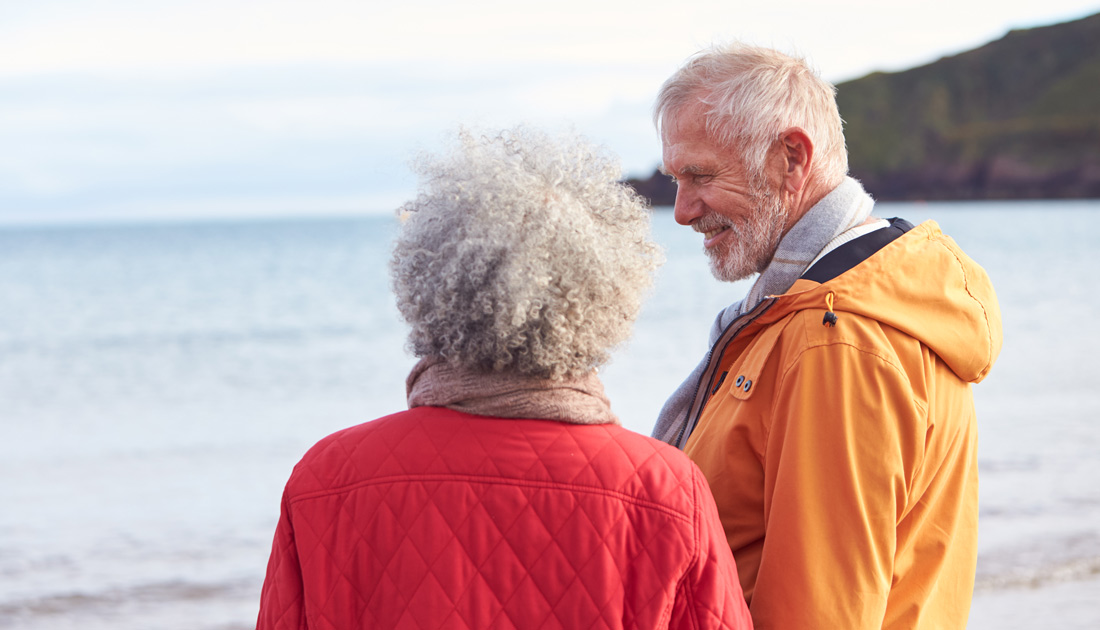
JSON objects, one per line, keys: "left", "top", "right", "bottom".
{"left": 672, "top": 185, "right": 702, "bottom": 226}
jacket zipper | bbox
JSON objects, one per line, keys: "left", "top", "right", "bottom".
{"left": 674, "top": 299, "right": 775, "bottom": 449}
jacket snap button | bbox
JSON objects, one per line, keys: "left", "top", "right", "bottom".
{"left": 734, "top": 375, "right": 745, "bottom": 387}
{"left": 743, "top": 379, "right": 752, "bottom": 392}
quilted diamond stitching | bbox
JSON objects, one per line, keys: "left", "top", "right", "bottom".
{"left": 260, "top": 408, "right": 746, "bottom": 629}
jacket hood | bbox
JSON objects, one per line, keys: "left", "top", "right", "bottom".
{"left": 771, "top": 220, "right": 1002, "bottom": 383}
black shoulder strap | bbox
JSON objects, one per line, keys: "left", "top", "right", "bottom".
{"left": 801, "top": 218, "right": 915, "bottom": 284}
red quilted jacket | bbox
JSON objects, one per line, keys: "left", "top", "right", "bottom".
{"left": 257, "top": 406, "right": 752, "bottom": 629}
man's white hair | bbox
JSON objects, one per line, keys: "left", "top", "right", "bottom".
{"left": 654, "top": 43, "right": 848, "bottom": 186}
{"left": 390, "top": 126, "right": 664, "bottom": 380}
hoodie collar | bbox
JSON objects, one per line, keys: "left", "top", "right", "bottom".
{"left": 739, "top": 176, "right": 874, "bottom": 316}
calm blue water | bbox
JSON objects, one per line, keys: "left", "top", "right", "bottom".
{"left": 1, "top": 201, "right": 1098, "bottom": 629}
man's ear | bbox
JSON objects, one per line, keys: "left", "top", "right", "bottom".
{"left": 777, "top": 127, "right": 814, "bottom": 194}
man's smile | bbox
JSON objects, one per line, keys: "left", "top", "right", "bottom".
{"left": 696, "top": 221, "right": 732, "bottom": 248}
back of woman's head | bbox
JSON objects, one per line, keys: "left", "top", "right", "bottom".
{"left": 390, "top": 126, "right": 663, "bottom": 380}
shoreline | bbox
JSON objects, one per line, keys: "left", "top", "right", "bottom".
{"left": 970, "top": 574, "right": 1100, "bottom": 629}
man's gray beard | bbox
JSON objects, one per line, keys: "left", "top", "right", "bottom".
{"left": 708, "top": 186, "right": 787, "bottom": 283}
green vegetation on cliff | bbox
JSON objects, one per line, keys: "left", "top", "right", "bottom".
{"left": 838, "top": 11, "right": 1100, "bottom": 200}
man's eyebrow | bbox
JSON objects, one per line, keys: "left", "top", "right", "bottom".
{"left": 658, "top": 164, "right": 703, "bottom": 177}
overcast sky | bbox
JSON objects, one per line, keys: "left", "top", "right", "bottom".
{"left": 2, "top": 0, "right": 1098, "bottom": 224}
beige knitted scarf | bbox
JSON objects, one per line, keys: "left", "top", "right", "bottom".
{"left": 406, "top": 357, "right": 620, "bottom": 426}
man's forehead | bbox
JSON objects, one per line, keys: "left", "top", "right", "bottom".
{"left": 660, "top": 130, "right": 719, "bottom": 173}
{"left": 662, "top": 98, "right": 712, "bottom": 135}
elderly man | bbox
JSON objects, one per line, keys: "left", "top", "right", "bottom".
{"left": 651, "top": 44, "right": 1002, "bottom": 629}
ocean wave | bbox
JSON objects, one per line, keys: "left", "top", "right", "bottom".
{"left": 0, "top": 578, "right": 257, "bottom": 628}
{"left": 0, "top": 323, "right": 368, "bottom": 357}
{"left": 976, "top": 532, "right": 1100, "bottom": 591}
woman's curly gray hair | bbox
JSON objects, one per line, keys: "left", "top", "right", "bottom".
{"left": 391, "top": 126, "right": 663, "bottom": 380}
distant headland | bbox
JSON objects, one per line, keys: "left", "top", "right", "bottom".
{"left": 626, "top": 11, "right": 1100, "bottom": 204}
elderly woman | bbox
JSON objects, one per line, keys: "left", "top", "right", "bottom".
{"left": 257, "top": 127, "right": 751, "bottom": 629}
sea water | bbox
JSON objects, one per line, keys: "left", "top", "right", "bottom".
{"left": 1, "top": 201, "right": 1097, "bottom": 629}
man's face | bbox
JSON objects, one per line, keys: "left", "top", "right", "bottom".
{"left": 661, "top": 107, "right": 787, "bottom": 282}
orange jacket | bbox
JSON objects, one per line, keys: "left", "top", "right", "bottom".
{"left": 684, "top": 220, "right": 1001, "bottom": 629}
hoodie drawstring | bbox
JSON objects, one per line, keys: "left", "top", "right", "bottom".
{"left": 823, "top": 292, "right": 838, "bottom": 327}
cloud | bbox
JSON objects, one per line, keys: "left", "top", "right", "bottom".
{"left": 0, "top": 0, "right": 689, "bottom": 76}
{"left": 0, "top": 60, "right": 666, "bottom": 222}
{"left": 2, "top": 0, "right": 1098, "bottom": 223}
